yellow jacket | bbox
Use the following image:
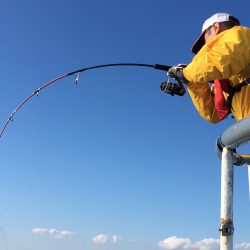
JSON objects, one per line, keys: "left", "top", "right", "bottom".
{"left": 183, "top": 26, "right": 250, "bottom": 123}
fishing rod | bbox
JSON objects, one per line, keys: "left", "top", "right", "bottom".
{"left": 0, "top": 63, "right": 185, "bottom": 138}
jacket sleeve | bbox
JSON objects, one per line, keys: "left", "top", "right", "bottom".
{"left": 183, "top": 26, "right": 250, "bottom": 83}
{"left": 186, "top": 82, "right": 221, "bottom": 124}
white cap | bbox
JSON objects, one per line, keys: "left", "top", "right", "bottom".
{"left": 191, "top": 13, "right": 240, "bottom": 54}
{"left": 202, "top": 13, "right": 230, "bottom": 32}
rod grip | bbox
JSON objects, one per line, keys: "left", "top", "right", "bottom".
{"left": 154, "top": 64, "right": 172, "bottom": 71}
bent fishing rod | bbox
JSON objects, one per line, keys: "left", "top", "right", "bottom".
{"left": 0, "top": 63, "right": 185, "bottom": 138}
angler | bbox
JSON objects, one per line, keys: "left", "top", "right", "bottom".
{"left": 167, "top": 12, "right": 250, "bottom": 124}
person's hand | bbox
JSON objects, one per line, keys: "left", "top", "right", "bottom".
{"left": 167, "top": 64, "right": 188, "bottom": 83}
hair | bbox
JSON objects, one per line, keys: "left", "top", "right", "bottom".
{"left": 219, "top": 21, "right": 239, "bottom": 29}
{"left": 219, "top": 16, "right": 240, "bottom": 29}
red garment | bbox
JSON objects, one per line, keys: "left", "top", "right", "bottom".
{"left": 214, "top": 79, "right": 230, "bottom": 120}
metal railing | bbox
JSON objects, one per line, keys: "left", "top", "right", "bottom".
{"left": 216, "top": 116, "right": 250, "bottom": 250}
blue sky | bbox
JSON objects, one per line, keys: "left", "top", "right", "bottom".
{"left": 0, "top": 1, "right": 250, "bottom": 250}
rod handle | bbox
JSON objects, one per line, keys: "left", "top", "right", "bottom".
{"left": 154, "top": 64, "right": 172, "bottom": 71}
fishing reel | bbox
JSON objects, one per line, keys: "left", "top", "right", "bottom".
{"left": 160, "top": 80, "right": 186, "bottom": 96}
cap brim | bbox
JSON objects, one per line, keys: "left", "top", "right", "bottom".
{"left": 191, "top": 30, "right": 206, "bottom": 54}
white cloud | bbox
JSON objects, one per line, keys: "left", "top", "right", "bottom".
{"left": 92, "top": 234, "right": 122, "bottom": 244}
{"left": 190, "top": 238, "right": 220, "bottom": 250}
{"left": 92, "top": 234, "right": 109, "bottom": 244}
{"left": 32, "top": 228, "right": 48, "bottom": 234}
{"left": 32, "top": 227, "right": 76, "bottom": 239}
{"left": 235, "top": 242, "right": 250, "bottom": 250}
{"left": 158, "top": 236, "right": 250, "bottom": 250}
{"left": 158, "top": 236, "right": 191, "bottom": 250}
{"left": 111, "top": 235, "right": 122, "bottom": 243}
{"left": 158, "top": 236, "right": 219, "bottom": 250}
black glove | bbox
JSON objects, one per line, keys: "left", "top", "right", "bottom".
{"left": 167, "top": 64, "right": 188, "bottom": 83}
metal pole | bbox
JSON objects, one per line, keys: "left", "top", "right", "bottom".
{"left": 220, "top": 147, "right": 234, "bottom": 250}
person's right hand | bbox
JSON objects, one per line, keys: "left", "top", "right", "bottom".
{"left": 167, "top": 64, "right": 188, "bottom": 83}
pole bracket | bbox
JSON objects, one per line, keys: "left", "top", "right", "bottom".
{"left": 219, "top": 220, "right": 234, "bottom": 236}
